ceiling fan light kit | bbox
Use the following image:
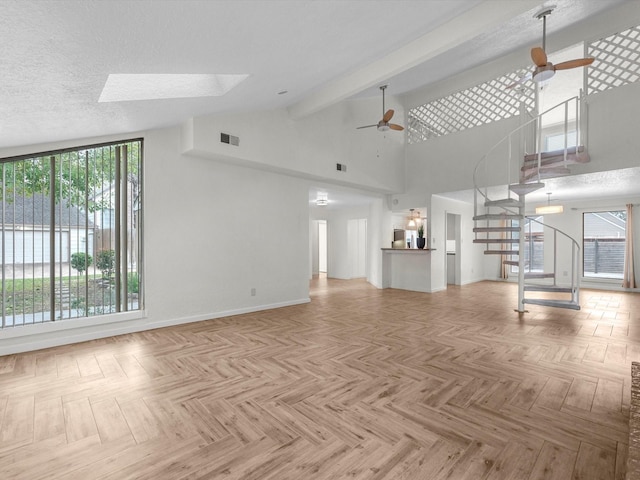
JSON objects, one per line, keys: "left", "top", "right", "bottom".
{"left": 533, "top": 63, "right": 556, "bottom": 83}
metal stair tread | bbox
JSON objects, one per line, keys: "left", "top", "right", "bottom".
{"left": 509, "top": 182, "right": 545, "bottom": 195}
{"left": 473, "top": 239, "right": 519, "bottom": 244}
{"left": 522, "top": 298, "right": 581, "bottom": 310}
{"left": 524, "top": 272, "right": 555, "bottom": 279}
{"left": 523, "top": 145, "right": 587, "bottom": 164}
{"left": 473, "top": 214, "right": 523, "bottom": 221}
{"left": 524, "top": 285, "right": 573, "bottom": 293}
{"left": 473, "top": 227, "right": 520, "bottom": 233}
{"left": 484, "top": 198, "right": 524, "bottom": 208}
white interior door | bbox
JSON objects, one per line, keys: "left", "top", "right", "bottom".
{"left": 348, "top": 218, "right": 367, "bottom": 279}
{"left": 318, "top": 220, "right": 327, "bottom": 273}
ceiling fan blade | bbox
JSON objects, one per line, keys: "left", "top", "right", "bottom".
{"left": 389, "top": 124, "right": 404, "bottom": 131}
{"left": 356, "top": 124, "right": 377, "bottom": 129}
{"left": 531, "top": 47, "right": 548, "bottom": 67}
{"left": 505, "top": 72, "right": 533, "bottom": 89}
{"left": 554, "top": 57, "right": 595, "bottom": 70}
{"left": 382, "top": 109, "right": 394, "bottom": 123}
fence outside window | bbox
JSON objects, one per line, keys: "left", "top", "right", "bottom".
{"left": 583, "top": 211, "right": 626, "bottom": 279}
{"left": 510, "top": 217, "right": 544, "bottom": 274}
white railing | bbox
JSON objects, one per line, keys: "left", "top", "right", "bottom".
{"left": 473, "top": 94, "right": 586, "bottom": 217}
{"left": 527, "top": 216, "right": 581, "bottom": 304}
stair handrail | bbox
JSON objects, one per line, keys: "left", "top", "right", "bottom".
{"left": 477, "top": 206, "right": 582, "bottom": 306}
{"left": 525, "top": 215, "right": 581, "bottom": 303}
{"left": 473, "top": 94, "right": 583, "bottom": 214}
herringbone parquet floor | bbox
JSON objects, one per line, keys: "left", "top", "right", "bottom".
{"left": 0, "top": 278, "right": 638, "bottom": 479}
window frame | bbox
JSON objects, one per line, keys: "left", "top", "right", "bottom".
{"left": 582, "top": 210, "right": 626, "bottom": 280}
{"left": 510, "top": 216, "right": 545, "bottom": 274}
{"left": 0, "top": 138, "right": 144, "bottom": 328}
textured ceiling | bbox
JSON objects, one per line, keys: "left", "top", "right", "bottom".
{"left": 0, "top": 0, "right": 628, "bottom": 150}
{"left": 0, "top": 0, "right": 478, "bottom": 148}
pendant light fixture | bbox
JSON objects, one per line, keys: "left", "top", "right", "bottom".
{"left": 406, "top": 208, "right": 419, "bottom": 230}
{"left": 535, "top": 193, "right": 564, "bottom": 214}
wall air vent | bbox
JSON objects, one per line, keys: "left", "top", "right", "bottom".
{"left": 336, "top": 163, "right": 347, "bottom": 172}
{"left": 220, "top": 132, "right": 239, "bottom": 146}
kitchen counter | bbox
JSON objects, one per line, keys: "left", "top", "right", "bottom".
{"left": 381, "top": 248, "right": 435, "bottom": 292}
{"left": 380, "top": 248, "right": 435, "bottom": 252}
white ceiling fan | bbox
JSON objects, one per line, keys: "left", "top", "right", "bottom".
{"left": 509, "top": 6, "right": 595, "bottom": 88}
{"left": 356, "top": 85, "right": 404, "bottom": 132}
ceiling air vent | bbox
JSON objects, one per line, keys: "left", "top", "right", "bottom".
{"left": 220, "top": 132, "right": 239, "bottom": 146}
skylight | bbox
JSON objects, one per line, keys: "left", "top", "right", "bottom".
{"left": 98, "top": 73, "right": 249, "bottom": 102}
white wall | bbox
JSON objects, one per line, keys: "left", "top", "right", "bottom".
{"left": 183, "top": 98, "right": 406, "bottom": 195}
{"left": 367, "top": 198, "right": 387, "bottom": 289}
{"left": 580, "top": 82, "right": 640, "bottom": 175}
{"left": 145, "top": 128, "right": 310, "bottom": 317}
{"left": 406, "top": 115, "right": 522, "bottom": 196}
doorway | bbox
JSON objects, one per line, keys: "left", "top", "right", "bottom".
{"left": 318, "top": 220, "right": 327, "bottom": 274}
{"left": 446, "top": 213, "right": 461, "bottom": 286}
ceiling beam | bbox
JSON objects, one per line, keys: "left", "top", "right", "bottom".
{"left": 288, "top": 0, "right": 541, "bottom": 119}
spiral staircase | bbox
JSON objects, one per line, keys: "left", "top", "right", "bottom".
{"left": 473, "top": 94, "right": 588, "bottom": 312}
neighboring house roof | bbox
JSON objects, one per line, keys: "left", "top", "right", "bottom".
{"left": 1, "top": 193, "right": 94, "bottom": 228}
{"left": 584, "top": 212, "right": 626, "bottom": 238}
{"left": 91, "top": 181, "right": 140, "bottom": 210}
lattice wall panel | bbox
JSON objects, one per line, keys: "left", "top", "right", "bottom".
{"left": 407, "top": 68, "right": 534, "bottom": 144}
{"left": 588, "top": 25, "right": 640, "bottom": 94}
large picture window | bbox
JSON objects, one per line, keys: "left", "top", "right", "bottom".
{"left": 583, "top": 211, "right": 626, "bottom": 279}
{"left": 1, "top": 139, "right": 143, "bottom": 328}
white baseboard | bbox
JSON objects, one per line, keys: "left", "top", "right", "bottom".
{"left": 0, "top": 297, "right": 310, "bottom": 356}
{"left": 146, "top": 298, "right": 310, "bottom": 331}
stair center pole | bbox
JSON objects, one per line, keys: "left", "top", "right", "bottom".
{"left": 517, "top": 194, "right": 526, "bottom": 312}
